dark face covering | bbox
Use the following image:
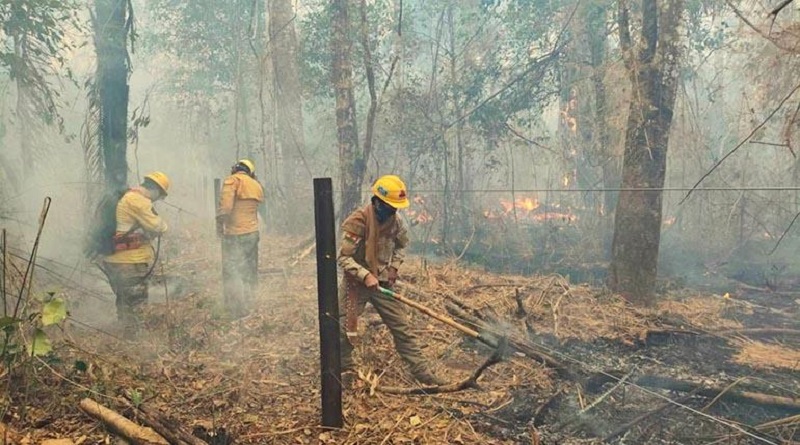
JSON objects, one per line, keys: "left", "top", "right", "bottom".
{"left": 373, "top": 198, "right": 397, "bottom": 224}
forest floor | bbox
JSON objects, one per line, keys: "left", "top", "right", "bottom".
{"left": 2, "top": 226, "right": 800, "bottom": 445}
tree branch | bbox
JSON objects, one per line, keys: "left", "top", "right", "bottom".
{"left": 681, "top": 80, "right": 800, "bottom": 204}
{"left": 375, "top": 339, "right": 506, "bottom": 395}
{"left": 359, "top": 0, "right": 378, "bottom": 163}
{"left": 770, "top": 0, "right": 794, "bottom": 16}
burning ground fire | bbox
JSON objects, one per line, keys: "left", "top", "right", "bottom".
{"left": 485, "top": 196, "right": 578, "bottom": 223}
{"left": 405, "top": 195, "right": 578, "bottom": 226}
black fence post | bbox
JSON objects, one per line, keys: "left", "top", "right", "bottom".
{"left": 313, "top": 177, "right": 343, "bottom": 428}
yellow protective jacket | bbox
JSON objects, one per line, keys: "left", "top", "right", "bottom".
{"left": 337, "top": 204, "right": 408, "bottom": 283}
{"left": 104, "top": 187, "right": 168, "bottom": 264}
{"left": 217, "top": 172, "right": 264, "bottom": 235}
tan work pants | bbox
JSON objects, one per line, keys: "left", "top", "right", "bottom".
{"left": 338, "top": 279, "right": 428, "bottom": 375}
{"left": 104, "top": 262, "right": 149, "bottom": 336}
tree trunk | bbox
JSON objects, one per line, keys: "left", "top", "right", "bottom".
{"left": 14, "top": 34, "right": 35, "bottom": 180}
{"left": 447, "top": 6, "right": 465, "bottom": 196}
{"left": 94, "top": 0, "right": 130, "bottom": 191}
{"left": 269, "top": 0, "right": 306, "bottom": 201}
{"left": 331, "top": 0, "right": 362, "bottom": 219}
{"left": 584, "top": 2, "right": 619, "bottom": 253}
{"left": 609, "top": 0, "right": 684, "bottom": 304}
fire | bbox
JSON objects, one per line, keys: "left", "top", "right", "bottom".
{"left": 486, "top": 196, "right": 577, "bottom": 224}
{"left": 406, "top": 195, "right": 433, "bottom": 226}
{"left": 498, "top": 197, "right": 540, "bottom": 215}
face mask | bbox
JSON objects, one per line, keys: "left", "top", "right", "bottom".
{"left": 374, "top": 200, "right": 397, "bottom": 223}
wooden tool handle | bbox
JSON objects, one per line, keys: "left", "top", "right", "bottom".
{"left": 379, "top": 287, "right": 482, "bottom": 339}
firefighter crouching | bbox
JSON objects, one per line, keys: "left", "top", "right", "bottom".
{"left": 216, "top": 159, "right": 265, "bottom": 318}
{"left": 103, "top": 172, "right": 170, "bottom": 336}
{"left": 338, "top": 175, "right": 446, "bottom": 386}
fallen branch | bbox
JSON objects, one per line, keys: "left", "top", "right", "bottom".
{"left": 464, "top": 283, "right": 530, "bottom": 294}
{"left": 134, "top": 403, "right": 208, "bottom": 445}
{"left": 716, "top": 328, "right": 800, "bottom": 338}
{"left": 79, "top": 398, "right": 169, "bottom": 445}
{"left": 375, "top": 339, "right": 506, "bottom": 395}
{"left": 444, "top": 301, "right": 573, "bottom": 378}
{"left": 636, "top": 376, "right": 800, "bottom": 412}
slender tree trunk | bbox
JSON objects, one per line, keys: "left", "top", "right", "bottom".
{"left": 447, "top": 6, "right": 465, "bottom": 196}
{"left": 269, "top": 0, "right": 306, "bottom": 199}
{"left": 331, "top": 0, "right": 362, "bottom": 219}
{"left": 358, "top": 0, "right": 378, "bottom": 171}
{"left": 14, "top": 35, "right": 34, "bottom": 180}
{"left": 584, "top": 2, "right": 618, "bottom": 252}
{"left": 94, "top": 0, "right": 130, "bottom": 191}
{"left": 609, "top": 0, "right": 684, "bottom": 304}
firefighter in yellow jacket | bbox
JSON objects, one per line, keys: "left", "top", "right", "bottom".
{"left": 337, "top": 175, "right": 445, "bottom": 386}
{"left": 103, "top": 172, "right": 170, "bottom": 335}
{"left": 216, "top": 159, "right": 265, "bottom": 317}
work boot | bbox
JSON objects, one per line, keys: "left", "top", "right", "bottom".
{"left": 412, "top": 368, "right": 447, "bottom": 386}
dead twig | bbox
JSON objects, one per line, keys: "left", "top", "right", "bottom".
{"left": 682, "top": 81, "right": 800, "bottom": 204}
{"left": 702, "top": 377, "right": 749, "bottom": 412}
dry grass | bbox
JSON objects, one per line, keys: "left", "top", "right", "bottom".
{"left": 732, "top": 339, "right": 800, "bottom": 371}
{"left": 655, "top": 295, "right": 750, "bottom": 331}
{"left": 3, "top": 233, "right": 798, "bottom": 444}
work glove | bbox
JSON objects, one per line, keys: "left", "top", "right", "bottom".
{"left": 364, "top": 274, "right": 380, "bottom": 289}
{"left": 387, "top": 266, "right": 399, "bottom": 284}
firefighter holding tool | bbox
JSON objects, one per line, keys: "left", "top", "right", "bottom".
{"left": 337, "top": 175, "right": 445, "bottom": 386}
{"left": 216, "top": 159, "right": 265, "bottom": 318}
{"left": 102, "top": 172, "right": 170, "bottom": 336}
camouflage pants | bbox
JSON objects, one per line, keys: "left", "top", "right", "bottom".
{"left": 338, "top": 279, "right": 429, "bottom": 375}
{"left": 222, "top": 232, "right": 259, "bottom": 317}
{"left": 105, "top": 262, "right": 150, "bottom": 335}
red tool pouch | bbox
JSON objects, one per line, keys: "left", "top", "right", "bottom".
{"left": 345, "top": 275, "right": 360, "bottom": 344}
{"left": 113, "top": 232, "right": 145, "bottom": 252}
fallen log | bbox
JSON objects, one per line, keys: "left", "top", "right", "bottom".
{"left": 134, "top": 403, "right": 208, "bottom": 445}
{"left": 79, "top": 398, "right": 169, "bottom": 445}
{"left": 636, "top": 376, "right": 800, "bottom": 412}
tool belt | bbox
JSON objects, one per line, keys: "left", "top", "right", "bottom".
{"left": 113, "top": 232, "right": 146, "bottom": 252}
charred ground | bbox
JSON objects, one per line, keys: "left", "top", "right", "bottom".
{"left": 1, "top": 227, "right": 799, "bottom": 445}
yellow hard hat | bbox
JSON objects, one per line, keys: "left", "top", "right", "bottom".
{"left": 237, "top": 159, "right": 255, "bottom": 174}
{"left": 372, "top": 175, "right": 410, "bottom": 209}
{"left": 144, "top": 171, "right": 171, "bottom": 196}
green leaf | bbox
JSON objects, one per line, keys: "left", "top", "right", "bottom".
{"left": 28, "top": 329, "right": 52, "bottom": 357}
{"left": 42, "top": 297, "right": 66, "bottom": 326}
